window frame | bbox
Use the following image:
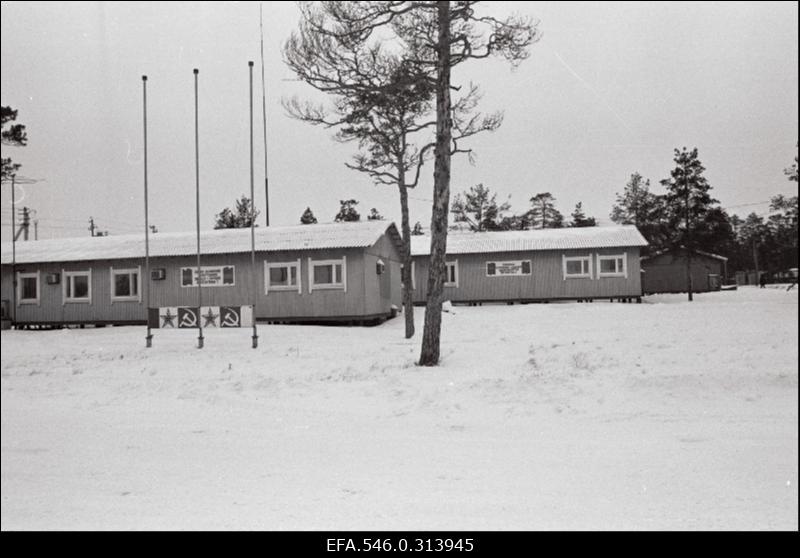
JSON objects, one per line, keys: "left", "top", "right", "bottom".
{"left": 308, "top": 256, "right": 347, "bottom": 292}
{"left": 265, "top": 259, "right": 302, "bottom": 294}
{"left": 17, "top": 271, "right": 40, "bottom": 306}
{"left": 562, "top": 255, "right": 593, "bottom": 280}
{"left": 445, "top": 260, "right": 459, "bottom": 288}
{"left": 63, "top": 269, "right": 92, "bottom": 304}
{"left": 110, "top": 266, "right": 141, "bottom": 302}
{"left": 597, "top": 253, "right": 628, "bottom": 278}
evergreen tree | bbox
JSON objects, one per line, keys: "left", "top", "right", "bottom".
{"left": 610, "top": 172, "right": 668, "bottom": 253}
{"left": 737, "top": 212, "right": 772, "bottom": 278}
{"left": 450, "top": 183, "right": 511, "bottom": 231}
{"left": 569, "top": 202, "right": 596, "bottom": 227}
{"left": 300, "top": 207, "right": 318, "bottom": 224}
{"left": 767, "top": 194, "right": 799, "bottom": 270}
{"left": 785, "top": 144, "right": 798, "bottom": 182}
{"left": 660, "top": 147, "right": 718, "bottom": 300}
{"left": 411, "top": 221, "right": 424, "bottom": 235}
{"left": 528, "top": 192, "right": 564, "bottom": 229}
{"left": 367, "top": 208, "right": 384, "bottom": 221}
{"left": 334, "top": 199, "right": 361, "bottom": 222}
{"left": 1, "top": 106, "right": 28, "bottom": 180}
{"left": 213, "top": 195, "right": 260, "bottom": 229}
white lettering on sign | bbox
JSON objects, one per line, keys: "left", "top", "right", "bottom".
{"left": 180, "top": 266, "right": 236, "bottom": 287}
{"left": 486, "top": 260, "right": 531, "bottom": 276}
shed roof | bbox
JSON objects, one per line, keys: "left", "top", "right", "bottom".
{"left": 410, "top": 225, "right": 648, "bottom": 256}
{"left": 641, "top": 247, "right": 728, "bottom": 262}
{"left": 1, "top": 220, "right": 402, "bottom": 265}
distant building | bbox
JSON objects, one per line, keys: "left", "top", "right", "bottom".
{"left": 408, "top": 225, "right": 648, "bottom": 304}
{"left": 1, "top": 221, "right": 403, "bottom": 328}
{"left": 640, "top": 248, "right": 728, "bottom": 294}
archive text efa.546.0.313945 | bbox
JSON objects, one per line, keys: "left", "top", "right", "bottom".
{"left": 326, "top": 538, "right": 475, "bottom": 552}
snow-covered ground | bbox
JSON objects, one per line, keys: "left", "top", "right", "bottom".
{"left": 2, "top": 286, "right": 797, "bottom": 530}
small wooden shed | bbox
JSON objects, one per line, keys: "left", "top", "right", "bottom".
{"left": 0, "top": 221, "right": 404, "bottom": 327}
{"left": 408, "top": 225, "right": 648, "bottom": 304}
{"left": 640, "top": 248, "right": 728, "bottom": 294}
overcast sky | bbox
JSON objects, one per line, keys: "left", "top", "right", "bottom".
{"left": 1, "top": 1, "right": 797, "bottom": 240}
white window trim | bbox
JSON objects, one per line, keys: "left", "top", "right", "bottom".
{"left": 562, "top": 255, "right": 593, "bottom": 280}
{"left": 17, "top": 271, "right": 40, "bottom": 306}
{"left": 308, "top": 256, "right": 347, "bottom": 292}
{"left": 486, "top": 260, "right": 532, "bottom": 277}
{"left": 445, "top": 260, "right": 459, "bottom": 288}
{"left": 63, "top": 269, "right": 92, "bottom": 304}
{"left": 597, "top": 253, "right": 628, "bottom": 279}
{"left": 110, "top": 266, "right": 142, "bottom": 303}
{"left": 265, "top": 259, "right": 302, "bottom": 294}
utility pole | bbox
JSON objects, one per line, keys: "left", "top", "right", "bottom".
{"left": 13, "top": 206, "right": 30, "bottom": 241}
{"left": 89, "top": 216, "right": 97, "bottom": 237}
{"left": 21, "top": 207, "right": 29, "bottom": 240}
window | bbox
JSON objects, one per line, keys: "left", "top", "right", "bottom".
{"left": 111, "top": 267, "right": 140, "bottom": 302}
{"left": 63, "top": 270, "right": 92, "bottom": 303}
{"left": 309, "top": 257, "right": 347, "bottom": 292}
{"left": 17, "top": 272, "right": 40, "bottom": 305}
{"left": 180, "top": 266, "right": 236, "bottom": 287}
{"left": 445, "top": 261, "right": 459, "bottom": 287}
{"left": 265, "top": 260, "right": 301, "bottom": 293}
{"left": 563, "top": 256, "right": 592, "bottom": 279}
{"left": 597, "top": 254, "right": 627, "bottom": 278}
{"left": 181, "top": 268, "right": 193, "bottom": 287}
{"left": 486, "top": 260, "right": 531, "bottom": 277}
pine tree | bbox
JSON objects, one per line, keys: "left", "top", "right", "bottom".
{"left": 334, "top": 199, "right": 361, "bottom": 222}
{"left": 610, "top": 173, "right": 668, "bottom": 253}
{"left": 1, "top": 106, "right": 28, "bottom": 180}
{"left": 213, "top": 195, "right": 260, "bottom": 229}
{"left": 785, "top": 144, "right": 798, "bottom": 182}
{"left": 528, "top": 192, "right": 564, "bottom": 229}
{"left": 451, "top": 183, "right": 511, "bottom": 231}
{"left": 300, "top": 207, "right": 318, "bottom": 225}
{"left": 411, "top": 221, "right": 424, "bottom": 235}
{"left": 367, "top": 208, "right": 384, "bottom": 221}
{"left": 570, "top": 202, "right": 596, "bottom": 227}
{"left": 660, "top": 147, "right": 718, "bottom": 301}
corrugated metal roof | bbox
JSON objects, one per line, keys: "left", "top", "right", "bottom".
{"left": 1, "top": 221, "right": 400, "bottom": 265}
{"left": 410, "top": 225, "right": 648, "bottom": 256}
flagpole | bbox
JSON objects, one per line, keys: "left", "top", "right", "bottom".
{"left": 249, "top": 61, "right": 259, "bottom": 349}
{"left": 194, "top": 68, "right": 204, "bottom": 349}
{"left": 142, "top": 75, "right": 153, "bottom": 348}
{"left": 10, "top": 174, "right": 17, "bottom": 327}
{"left": 259, "top": 3, "right": 270, "bottom": 227}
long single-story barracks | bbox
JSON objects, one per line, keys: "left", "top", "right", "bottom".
{"left": 1, "top": 220, "right": 404, "bottom": 327}
{"left": 408, "top": 225, "right": 648, "bottom": 304}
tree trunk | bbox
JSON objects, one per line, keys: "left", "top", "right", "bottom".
{"left": 398, "top": 180, "right": 415, "bottom": 339}
{"left": 686, "top": 249, "right": 693, "bottom": 302}
{"left": 419, "top": 0, "right": 452, "bottom": 366}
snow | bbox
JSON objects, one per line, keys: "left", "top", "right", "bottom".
{"left": 1, "top": 286, "right": 797, "bottom": 530}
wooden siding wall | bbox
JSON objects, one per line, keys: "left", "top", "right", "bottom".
{"left": 410, "top": 247, "right": 642, "bottom": 303}
{"left": 641, "top": 254, "right": 724, "bottom": 294}
{"left": 0, "top": 240, "right": 402, "bottom": 324}
{"left": 363, "top": 233, "right": 403, "bottom": 314}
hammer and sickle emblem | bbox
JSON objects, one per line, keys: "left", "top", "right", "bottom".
{"left": 222, "top": 308, "right": 240, "bottom": 327}
{"left": 179, "top": 308, "right": 198, "bottom": 328}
